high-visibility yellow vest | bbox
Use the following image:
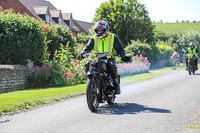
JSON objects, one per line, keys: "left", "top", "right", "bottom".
{"left": 93, "top": 33, "right": 115, "bottom": 53}
{"left": 188, "top": 47, "right": 198, "bottom": 58}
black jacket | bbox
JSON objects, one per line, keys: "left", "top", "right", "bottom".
{"left": 81, "top": 33, "right": 126, "bottom": 57}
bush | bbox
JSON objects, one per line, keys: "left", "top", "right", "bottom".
{"left": 156, "top": 41, "right": 173, "bottom": 60}
{"left": 76, "top": 32, "right": 90, "bottom": 44}
{"left": 125, "top": 40, "right": 152, "bottom": 57}
{"left": 43, "top": 25, "right": 75, "bottom": 60}
{"left": 52, "top": 44, "right": 86, "bottom": 85}
{"left": 0, "top": 9, "right": 47, "bottom": 65}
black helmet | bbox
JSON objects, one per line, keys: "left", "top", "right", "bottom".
{"left": 189, "top": 42, "right": 195, "bottom": 48}
{"left": 94, "top": 20, "right": 109, "bottom": 38}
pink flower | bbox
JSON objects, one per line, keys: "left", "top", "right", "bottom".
{"left": 64, "top": 70, "right": 75, "bottom": 81}
{"left": 64, "top": 70, "right": 72, "bottom": 77}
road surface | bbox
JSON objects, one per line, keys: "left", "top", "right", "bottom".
{"left": 0, "top": 70, "right": 200, "bottom": 133}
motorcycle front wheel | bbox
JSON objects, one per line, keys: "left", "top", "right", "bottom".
{"left": 86, "top": 78, "right": 100, "bottom": 112}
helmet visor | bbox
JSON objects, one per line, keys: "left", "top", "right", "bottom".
{"left": 96, "top": 29, "right": 104, "bottom": 34}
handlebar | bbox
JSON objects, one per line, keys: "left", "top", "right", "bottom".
{"left": 78, "top": 52, "right": 132, "bottom": 63}
{"left": 82, "top": 52, "right": 119, "bottom": 58}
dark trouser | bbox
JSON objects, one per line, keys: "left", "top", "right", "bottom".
{"left": 185, "top": 57, "right": 188, "bottom": 68}
{"left": 107, "top": 58, "right": 119, "bottom": 86}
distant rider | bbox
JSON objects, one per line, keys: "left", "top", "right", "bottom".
{"left": 185, "top": 42, "right": 199, "bottom": 70}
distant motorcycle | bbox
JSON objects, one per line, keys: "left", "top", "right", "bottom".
{"left": 80, "top": 52, "right": 131, "bottom": 112}
{"left": 185, "top": 53, "right": 198, "bottom": 75}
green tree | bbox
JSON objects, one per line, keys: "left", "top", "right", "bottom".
{"left": 93, "top": 0, "right": 155, "bottom": 46}
{"left": 176, "top": 30, "right": 200, "bottom": 62}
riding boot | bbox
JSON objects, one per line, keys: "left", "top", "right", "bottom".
{"left": 113, "top": 76, "right": 121, "bottom": 94}
{"left": 115, "top": 85, "right": 121, "bottom": 94}
{"left": 185, "top": 58, "right": 188, "bottom": 70}
{"left": 108, "top": 58, "right": 121, "bottom": 94}
{"left": 195, "top": 60, "right": 198, "bottom": 70}
{"left": 195, "top": 65, "right": 198, "bottom": 70}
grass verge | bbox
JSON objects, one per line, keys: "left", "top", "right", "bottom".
{"left": 187, "top": 122, "right": 200, "bottom": 130}
{"left": 0, "top": 71, "right": 162, "bottom": 115}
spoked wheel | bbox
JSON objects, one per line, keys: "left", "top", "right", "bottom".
{"left": 86, "top": 78, "right": 100, "bottom": 112}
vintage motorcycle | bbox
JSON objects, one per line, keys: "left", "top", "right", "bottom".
{"left": 80, "top": 52, "right": 131, "bottom": 112}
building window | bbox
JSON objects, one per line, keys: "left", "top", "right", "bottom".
{"left": 46, "top": 14, "right": 50, "bottom": 24}
{"left": 58, "top": 16, "right": 62, "bottom": 25}
{"left": 70, "top": 19, "right": 72, "bottom": 27}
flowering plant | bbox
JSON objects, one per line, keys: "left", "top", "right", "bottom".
{"left": 117, "top": 54, "right": 150, "bottom": 77}
{"left": 41, "top": 25, "right": 48, "bottom": 31}
{"left": 27, "top": 64, "right": 54, "bottom": 88}
{"left": 63, "top": 59, "right": 86, "bottom": 85}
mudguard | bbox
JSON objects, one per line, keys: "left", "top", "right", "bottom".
{"left": 87, "top": 71, "right": 97, "bottom": 79}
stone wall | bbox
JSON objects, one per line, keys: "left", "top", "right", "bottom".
{"left": 0, "top": 65, "right": 29, "bottom": 93}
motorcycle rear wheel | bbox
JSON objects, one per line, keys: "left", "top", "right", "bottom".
{"left": 86, "top": 78, "right": 99, "bottom": 112}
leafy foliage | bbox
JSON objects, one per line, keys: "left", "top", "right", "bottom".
{"left": 75, "top": 32, "right": 91, "bottom": 56}
{"left": 0, "top": 9, "right": 47, "bottom": 65}
{"left": 176, "top": 30, "right": 200, "bottom": 50}
{"left": 43, "top": 24, "right": 75, "bottom": 60}
{"left": 93, "top": 0, "right": 155, "bottom": 46}
{"left": 125, "top": 40, "right": 152, "bottom": 57}
{"left": 27, "top": 44, "right": 86, "bottom": 88}
{"left": 156, "top": 41, "right": 173, "bottom": 60}
{"left": 76, "top": 32, "right": 91, "bottom": 44}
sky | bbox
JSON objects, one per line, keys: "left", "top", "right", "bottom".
{"left": 47, "top": 0, "right": 200, "bottom": 23}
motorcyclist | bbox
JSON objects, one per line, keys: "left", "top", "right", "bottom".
{"left": 185, "top": 42, "right": 199, "bottom": 70}
{"left": 77, "top": 20, "right": 130, "bottom": 94}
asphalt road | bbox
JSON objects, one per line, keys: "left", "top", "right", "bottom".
{"left": 0, "top": 70, "right": 200, "bottom": 133}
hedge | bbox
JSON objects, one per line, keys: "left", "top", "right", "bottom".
{"left": 0, "top": 9, "right": 47, "bottom": 65}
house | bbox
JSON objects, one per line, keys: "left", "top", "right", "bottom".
{"left": 0, "top": 0, "right": 93, "bottom": 37}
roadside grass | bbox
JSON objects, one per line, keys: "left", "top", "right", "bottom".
{"left": 120, "top": 72, "right": 161, "bottom": 85}
{"left": 187, "top": 122, "right": 200, "bottom": 130}
{"left": 0, "top": 84, "right": 86, "bottom": 115}
{"left": 160, "top": 64, "right": 200, "bottom": 71}
{"left": 158, "top": 65, "right": 185, "bottom": 71}
{"left": 0, "top": 71, "right": 163, "bottom": 115}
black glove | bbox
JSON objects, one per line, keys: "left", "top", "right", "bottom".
{"left": 77, "top": 53, "right": 84, "bottom": 60}
{"left": 121, "top": 56, "right": 132, "bottom": 62}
